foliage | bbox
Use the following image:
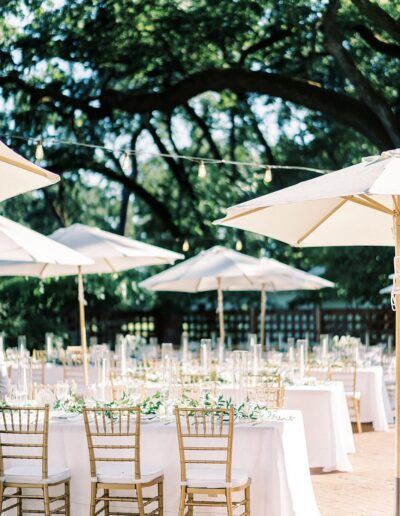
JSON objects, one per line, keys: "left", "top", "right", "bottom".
{"left": 0, "top": 0, "right": 398, "bottom": 338}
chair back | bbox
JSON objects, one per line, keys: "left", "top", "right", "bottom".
{"left": 63, "top": 365, "right": 85, "bottom": 385}
{"left": 65, "top": 346, "right": 83, "bottom": 365}
{"left": 304, "top": 367, "right": 332, "bottom": 382}
{"left": 331, "top": 365, "right": 357, "bottom": 394}
{"left": 32, "top": 350, "right": 47, "bottom": 362}
{"left": 175, "top": 406, "right": 234, "bottom": 486}
{"left": 248, "top": 376, "right": 285, "bottom": 408}
{"left": 31, "top": 360, "right": 46, "bottom": 385}
{"left": 0, "top": 406, "right": 49, "bottom": 481}
{"left": 83, "top": 406, "right": 141, "bottom": 481}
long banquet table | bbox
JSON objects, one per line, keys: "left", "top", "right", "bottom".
{"left": 12, "top": 365, "right": 355, "bottom": 472}
{"left": 4, "top": 410, "right": 320, "bottom": 516}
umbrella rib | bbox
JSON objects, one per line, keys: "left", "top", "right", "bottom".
{"left": 218, "top": 206, "right": 268, "bottom": 224}
{"left": 358, "top": 195, "right": 394, "bottom": 215}
{"left": 104, "top": 257, "right": 118, "bottom": 273}
{"left": 342, "top": 195, "right": 393, "bottom": 215}
{"left": 296, "top": 199, "right": 347, "bottom": 246}
{"left": 0, "top": 155, "right": 51, "bottom": 179}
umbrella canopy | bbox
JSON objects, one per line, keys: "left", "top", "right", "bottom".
{"left": 0, "top": 140, "right": 59, "bottom": 201}
{"left": 215, "top": 148, "right": 400, "bottom": 514}
{"left": 216, "top": 151, "right": 399, "bottom": 246}
{"left": 0, "top": 216, "right": 93, "bottom": 273}
{"left": 225, "top": 257, "right": 334, "bottom": 292}
{"left": 139, "top": 246, "right": 267, "bottom": 292}
{"left": 48, "top": 223, "right": 184, "bottom": 275}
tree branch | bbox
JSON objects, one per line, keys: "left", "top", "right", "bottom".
{"left": 183, "top": 103, "right": 223, "bottom": 161}
{"left": 323, "top": 0, "right": 400, "bottom": 146}
{"left": 143, "top": 117, "right": 197, "bottom": 200}
{"left": 0, "top": 67, "right": 393, "bottom": 148}
{"left": 100, "top": 68, "right": 392, "bottom": 148}
{"left": 58, "top": 158, "right": 181, "bottom": 236}
{"left": 355, "top": 24, "right": 400, "bottom": 58}
{"left": 352, "top": 0, "right": 400, "bottom": 44}
{"left": 238, "top": 28, "right": 293, "bottom": 65}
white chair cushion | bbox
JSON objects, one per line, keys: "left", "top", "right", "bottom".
{"left": 4, "top": 465, "right": 70, "bottom": 484}
{"left": 185, "top": 466, "right": 249, "bottom": 488}
{"left": 96, "top": 464, "right": 163, "bottom": 484}
{"left": 345, "top": 391, "right": 361, "bottom": 399}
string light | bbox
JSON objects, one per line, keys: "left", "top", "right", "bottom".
{"left": 34, "top": 140, "right": 44, "bottom": 161}
{"left": 264, "top": 165, "right": 272, "bottom": 183}
{"left": 1, "top": 133, "right": 329, "bottom": 176}
{"left": 198, "top": 160, "right": 207, "bottom": 178}
{"left": 182, "top": 239, "right": 190, "bottom": 252}
{"left": 235, "top": 239, "right": 243, "bottom": 251}
{"left": 121, "top": 151, "right": 130, "bottom": 172}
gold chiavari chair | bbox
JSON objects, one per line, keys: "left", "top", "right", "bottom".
{"left": 32, "top": 350, "right": 47, "bottom": 362}
{"left": 65, "top": 346, "right": 83, "bottom": 365}
{"left": 31, "top": 360, "right": 46, "bottom": 386}
{"left": 110, "top": 378, "right": 147, "bottom": 403}
{"left": 331, "top": 365, "right": 362, "bottom": 433}
{"left": 0, "top": 405, "right": 70, "bottom": 515}
{"left": 83, "top": 406, "right": 164, "bottom": 516}
{"left": 62, "top": 364, "right": 85, "bottom": 385}
{"left": 248, "top": 376, "right": 285, "bottom": 409}
{"left": 175, "top": 406, "right": 250, "bottom": 516}
{"left": 304, "top": 366, "right": 332, "bottom": 382}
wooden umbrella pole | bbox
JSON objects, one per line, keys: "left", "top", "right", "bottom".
{"left": 395, "top": 207, "right": 400, "bottom": 516}
{"left": 260, "top": 284, "right": 267, "bottom": 351}
{"left": 78, "top": 266, "right": 89, "bottom": 386}
{"left": 217, "top": 278, "right": 225, "bottom": 345}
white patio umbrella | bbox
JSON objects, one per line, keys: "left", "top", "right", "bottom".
{"left": 216, "top": 148, "right": 400, "bottom": 513}
{"left": 139, "top": 245, "right": 328, "bottom": 344}
{"left": 0, "top": 216, "right": 94, "bottom": 376}
{"left": 0, "top": 140, "right": 59, "bottom": 200}
{"left": 47, "top": 223, "right": 184, "bottom": 383}
{"left": 226, "top": 258, "right": 334, "bottom": 346}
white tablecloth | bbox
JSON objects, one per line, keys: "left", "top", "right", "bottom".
{"left": 14, "top": 365, "right": 353, "bottom": 473}
{"left": 146, "top": 382, "right": 354, "bottom": 473}
{"left": 284, "top": 383, "right": 354, "bottom": 472}
{"left": 330, "top": 366, "right": 392, "bottom": 431}
{"left": 4, "top": 411, "right": 320, "bottom": 516}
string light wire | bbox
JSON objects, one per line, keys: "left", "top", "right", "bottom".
{"left": 0, "top": 132, "right": 330, "bottom": 176}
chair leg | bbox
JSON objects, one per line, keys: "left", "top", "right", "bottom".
{"left": 89, "top": 483, "right": 97, "bottom": 516}
{"left": 226, "top": 488, "right": 234, "bottom": 516}
{"left": 245, "top": 485, "right": 251, "bottom": 516}
{"left": 103, "top": 488, "right": 110, "bottom": 516}
{"left": 187, "top": 493, "right": 193, "bottom": 516}
{"left": 357, "top": 401, "right": 362, "bottom": 433}
{"left": 158, "top": 481, "right": 163, "bottom": 516}
{"left": 43, "top": 485, "right": 50, "bottom": 516}
{"left": 0, "top": 483, "right": 4, "bottom": 514}
{"left": 65, "top": 480, "right": 71, "bottom": 516}
{"left": 178, "top": 486, "right": 186, "bottom": 516}
{"left": 17, "top": 488, "right": 23, "bottom": 516}
{"left": 136, "top": 485, "right": 145, "bottom": 516}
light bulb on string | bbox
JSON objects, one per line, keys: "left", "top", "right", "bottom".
{"left": 198, "top": 160, "right": 207, "bottom": 178}
{"left": 182, "top": 239, "right": 190, "bottom": 252}
{"left": 121, "top": 151, "right": 130, "bottom": 172}
{"left": 35, "top": 140, "right": 44, "bottom": 161}
{"left": 264, "top": 165, "right": 272, "bottom": 183}
{"left": 235, "top": 239, "right": 243, "bottom": 252}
